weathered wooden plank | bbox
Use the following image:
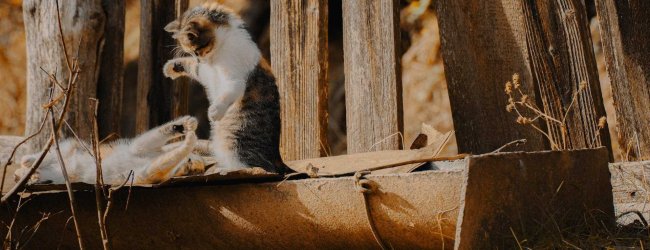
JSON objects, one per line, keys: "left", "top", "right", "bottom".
{"left": 609, "top": 161, "right": 650, "bottom": 225}
{"left": 97, "top": 0, "right": 125, "bottom": 139}
{"left": 434, "top": 0, "right": 546, "bottom": 154}
{"left": 595, "top": 0, "right": 650, "bottom": 161}
{"left": 456, "top": 148, "right": 613, "bottom": 248}
{"left": 342, "top": 0, "right": 403, "bottom": 153}
{"left": 521, "top": 0, "right": 612, "bottom": 155}
{"left": 136, "top": 0, "right": 189, "bottom": 133}
{"left": 22, "top": 0, "right": 105, "bottom": 152}
{"left": 270, "top": 0, "right": 328, "bottom": 161}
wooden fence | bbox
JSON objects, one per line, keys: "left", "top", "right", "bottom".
{"left": 20, "top": 0, "right": 650, "bottom": 162}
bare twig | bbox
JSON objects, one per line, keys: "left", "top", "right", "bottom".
{"left": 55, "top": 0, "right": 71, "bottom": 72}
{"left": 4, "top": 196, "right": 25, "bottom": 248}
{"left": 89, "top": 98, "right": 111, "bottom": 250}
{"left": 492, "top": 139, "right": 527, "bottom": 153}
{"left": 49, "top": 99, "right": 85, "bottom": 249}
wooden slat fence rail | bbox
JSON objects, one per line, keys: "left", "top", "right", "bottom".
{"left": 342, "top": 0, "right": 403, "bottom": 154}
{"left": 97, "top": 0, "right": 126, "bottom": 139}
{"left": 22, "top": 0, "right": 106, "bottom": 152}
{"left": 595, "top": 0, "right": 650, "bottom": 161}
{"left": 270, "top": 0, "right": 329, "bottom": 161}
{"left": 434, "top": 0, "right": 546, "bottom": 154}
{"left": 521, "top": 0, "right": 612, "bottom": 154}
{"left": 136, "top": 0, "right": 189, "bottom": 133}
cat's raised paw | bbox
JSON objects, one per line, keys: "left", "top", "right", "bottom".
{"left": 163, "top": 60, "right": 185, "bottom": 79}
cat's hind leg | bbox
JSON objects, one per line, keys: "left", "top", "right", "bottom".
{"left": 129, "top": 116, "right": 197, "bottom": 155}
{"left": 136, "top": 131, "right": 198, "bottom": 183}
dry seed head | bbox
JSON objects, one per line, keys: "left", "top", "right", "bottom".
{"left": 505, "top": 81, "right": 513, "bottom": 95}
{"left": 516, "top": 116, "right": 531, "bottom": 125}
{"left": 506, "top": 103, "right": 515, "bottom": 112}
{"left": 512, "top": 73, "right": 521, "bottom": 89}
{"left": 508, "top": 97, "right": 514, "bottom": 104}
{"left": 520, "top": 95, "right": 529, "bottom": 103}
{"left": 579, "top": 81, "right": 587, "bottom": 91}
{"left": 598, "top": 116, "right": 607, "bottom": 129}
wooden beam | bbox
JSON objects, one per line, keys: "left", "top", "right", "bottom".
{"left": 521, "top": 0, "right": 612, "bottom": 156}
{"left": 342, "top": 0, "right": 403, "bottom": 154}
{"left": 270, "top": 0, "right": 328, "bottom": 161}
{"left": 22, "top": 0, "right": 105, "bottom": 151}
{"left": 136, "top": 0, "right": 189, "bottom": 133}
{"left": 595, "top": 0, "right": 650, "bottom": 160}
{"left": 434, "top": 0, "right": 546, "bottom": 154}
{"left": 97, "top": 0, "right": 125, "bottom": 139}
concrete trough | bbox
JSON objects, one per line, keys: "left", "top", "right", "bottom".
{"left": 0, "top": 148, "right": 613, "bottom": 249}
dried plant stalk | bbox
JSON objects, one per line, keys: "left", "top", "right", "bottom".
{"left": 505, "top": 73, "right": 606, "bottom": 150}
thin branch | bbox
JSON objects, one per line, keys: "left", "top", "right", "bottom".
{"left": 55, "top": 0, "right": 71, "bottom": 72}
{"left": 49, "top": 101, "right": 85, "bottom": 249}
{"left": 89, "top": 98, "right": 111, "bottom": 250}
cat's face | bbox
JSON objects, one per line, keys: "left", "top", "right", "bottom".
{"left": 165, "top": 4, "right": 233, "bottom": 57}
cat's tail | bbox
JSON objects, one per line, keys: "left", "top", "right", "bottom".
{"left": 274, "top": 159, "right": 295, "bottom": 175}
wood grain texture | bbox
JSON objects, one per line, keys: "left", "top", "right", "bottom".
{"left": 434, "top": 0, "right": 546, "bottom": 154}
{"left": 596, "top": 0, "right": 650, "bottom": 160}
{"left": 23, "top": 0, "right": 105, "bottom": 152}
{"left": 136, "top": 0, "right": 189, "bottom": 133}
{"left": 521, "top": 0, "right": 612, "bottom": 155}
{"left": 97, "top": 0, "right": 125, "bottom": 139}
{"left": 342, "top": 0, "right": 403, "bottom": 154}
{"left": 270, "top": 0, "right": 328, "bottom": 161}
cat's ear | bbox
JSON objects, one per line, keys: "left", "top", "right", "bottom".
{"left": 164, "top": 20, "right": 180, "bottom": 33}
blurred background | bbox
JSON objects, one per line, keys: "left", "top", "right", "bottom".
{"left": 0, "top": 0, "right": 619, "bottom": 158}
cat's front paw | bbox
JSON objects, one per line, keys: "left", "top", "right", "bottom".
{"left": 182, "top": 116, "right": 198, "bottom": 132}
{"left": 168, "top": 116, "right": 197, "bottom": 134}
{"left": 163, "top": 59, "right": 185, "bottom": 80}
{"left": 208, "top": 104, "right": 227, "bottom": 122}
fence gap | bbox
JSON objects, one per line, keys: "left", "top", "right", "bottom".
{"left": 97, "top": 0, "right": 125, "bottom": 139}
{"left": 271, "top": 0, "right": 329, "bottom": 161}
{"left": 434, "top": 0, "right": 546, "bottom": 154}
{"left": 136, "top": 0, "right": 189, "bottom": 133}
{"left": 595, "top": 0, "right": 650, "bottom": 160}
{"left": 342, "top": 0, "right": 403, "bottom": 154}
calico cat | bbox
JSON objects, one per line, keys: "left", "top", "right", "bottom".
{"left": 163, "top": 3, "right": 289, "bottom": 174}
{"left": 14, "top": 116, "right": 205, "bottom": 185}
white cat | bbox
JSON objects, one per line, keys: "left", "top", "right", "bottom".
{"left": 14, "top": 116, "right": 205, "bottom": 185}
{"left": 163, "top": 3, "right": 290, "bottom": 174}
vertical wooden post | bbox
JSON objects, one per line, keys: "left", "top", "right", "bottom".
{"left": 434, "top": 0, "right": 546, "bottom": 154}
{"left": 596, "top": 0, "right": 650, "bottom": 160}
{"left": 521, "top": 0, "right": 612, "bottom": 155}
{"left": 137, "top": 0, "right": 189, "bottom": 133}
{"left": 97, "top": 0, "right": 125, "bottom": 139}
{"left": 23, "top": 0, "right": 105, "bottom": 151}
{"left": 270, "top": 0, "right": 328, "bottom": 161}
{"left": 342, "top": 0, "right": 403, "bottom": 154}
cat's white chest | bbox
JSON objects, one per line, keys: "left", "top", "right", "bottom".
{"left": 197, "top": 63, "right": 246, "bottom": 100}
